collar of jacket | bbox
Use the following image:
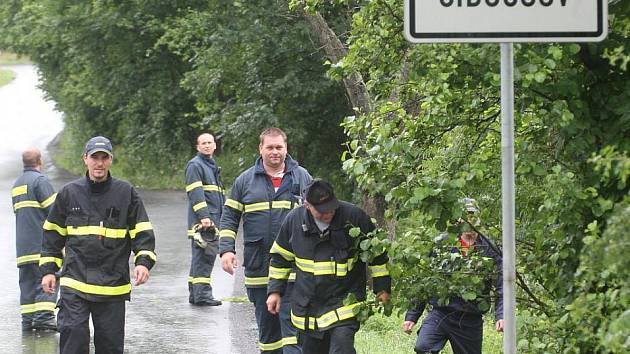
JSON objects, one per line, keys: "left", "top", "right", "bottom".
{"left": 254, "top": 154, "right": 299, "bottom": 175}
{"left": 85, "top": 171, "right": 112, "bottom": 194}
{"left": 23, "top": 167, "right": 39, "bottom": 173}
{"left": 197, "top": 152, "right": 218, "bottom": 168}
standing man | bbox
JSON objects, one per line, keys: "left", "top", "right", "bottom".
{"left": 220, "top": 127, "right": 311, "bottom": 354}
{"left": 40, "top": 136, "right": 157, "bottom": 354}
{"left": 266, "top": 179, "right": 391, "bottom": 354}
{"left": 402, "top": 198, "right": 503, "bottom": 354}
{"left": 185, "top": 133, "right": 224, "bottom": 306}
{"left": 11, "top": 148, "right": 58, "bottom": 331}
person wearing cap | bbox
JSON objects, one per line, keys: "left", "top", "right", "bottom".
{"left": 185, "top": 133, "right": 224, "bottom": 306}
{"left": 402, "top": 198, "right": 503, "bottom": 354}
{"left": 220, "top": 127, "right": 311, "bottom": 354}
{"left": 266, "top": 179, "right": 391, "bottom": 354}
{"left": 40, "top": 136, "right": 157, "bottom": 354}
{"left": 11, "top": 148, "right": 58, "bottom": 331}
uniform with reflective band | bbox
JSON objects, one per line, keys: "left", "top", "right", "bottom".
{"left": 40, "top": 174, "right": 156, "bottom": 302}
{"left": 268, "top": 200, "right": 391, "bottom": 332}
{"left": 185, "top": 152, "right": 225, "bottom": 304}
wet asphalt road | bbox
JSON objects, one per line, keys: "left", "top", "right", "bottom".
{"left": 0, "top": 65, "right": 258, "bottom": 353}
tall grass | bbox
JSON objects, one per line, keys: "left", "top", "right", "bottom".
{"left": 356, "top": 312, "right": 503, "bottom": 354}
{"left": 0, "top": 68, "right": 15, "bottom": 87}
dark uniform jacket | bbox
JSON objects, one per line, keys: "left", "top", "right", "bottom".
{"left": 219, "top": 155, "right": 311, "bottom": 288}
{"left": 267, "top": 201, "right": 392, "bottom": 332}
{"left": 40, "top": 174, "right": 156, "bottom": 302}
{"left": 185, "top": 153, "right": 225, "bottom": 237}
{"left": 12, "top": 168, "right": 57, "bottom": 267}
{"left": 404, "top": 234, "right": 503, "bottom": 323}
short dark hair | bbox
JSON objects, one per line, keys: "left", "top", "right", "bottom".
{"left": 259, "top": 127, "right": 287, "bottom": 145}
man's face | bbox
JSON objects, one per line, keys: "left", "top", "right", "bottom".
{"left": 83, "top": 151, "right": 112, "bottom": 182}
{"left": 306, "top": 203, "right": 336, "bottom": 224}
{"left": 196, "top": 134, "right": 216, "bottom": 157}
{"left": 259, "top": 134, "right": 287, "bottom": 170}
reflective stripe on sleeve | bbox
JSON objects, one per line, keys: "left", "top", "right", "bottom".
{"left": 269, "top": 266, "right": 291, "bottom": 280}
{"left": 41, "top": 193, "right": 57, "bottom": 208}
{"left": 193, "top": 201, "right": 207, "bottom": 212}
{"left": 187, "top": 276, "right": 211, "bottom": 284}
{"left": 43, "top": 220, "right": 68, "bottom": 236}
{"left": 39, "top": 256, "right": 63, "bottom": 268}
{"left": 130, "top": 222, "right": 153, "bottom": 238}
{"left": 12, "top": 185, "right": 28, "bottom": 197}
{"left": 134, "top": 250, "right": 157, "bottom": 263}
{"left": 270, "top": 241, "right": 295, "bottom": 261}
{"left": 16, "top": 254, "right": 40, "bottom": 266}
{"left": 225, "top": 199, "right": 244, "bottom": 212}
{"left": 368, "top": 263, "right": 390, "bottom": 278}
{"left": 185, "top": 181, "right": 203, "bottom": 192}
{"left": 219, "top": 229, "right": 237, "bottom": 239}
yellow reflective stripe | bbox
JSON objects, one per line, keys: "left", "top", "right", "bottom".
{"left": 295, "top": 257, "right": 356, "bottom": 276}
{"left": 369, "top": 264, "right": 390, "bottom": 278}
{"left": 193, "top": 201, "right": 207, "bottom": 211}
{"left": 225, "top": 199, "right": 244, "bottom": 212}
{"left": 43, "top": 220, "right": 67, "bottom": 236}
{"left": 13, "top": 200, "right": 43, "bottom": 210}
{"left": 12, "top": 184, "right": 28, "bottom": 197}
{"left": 219, "top": 229, "right": 237, "bottom": 239}
{"left": 289, "top": 272, "right": 296, "bottom": 281}
{"left": 290, "top": 303, "right": 362, "bottom": 331}
{"left": 41, "top": 193, "right": 57, "bottom": 208}
{"left": 67, "top": 226, "right": 127, "bottom": 238}
{"left": 60, "top": 277, "right": 131, "bottom": 296}
{"left": 20, "top": 302, "right": 56, "bottom": 314}
{"left": 188, "top": 276, "right": 211, "bottom": 284}
{"left": 39, "top": 256, "right": 63, "bottom": 268}
{"left": 282, "top": 336, "right": 298, "bottom": 346}
{"left": 186, "top": 181, "right": 203, "bottom": 192}
{"left": 270, "top": 241, "right": 295, "bottom": 261}
{"left": 244, "top": 276, "right": 269, "bottom": 286}
{"left": 130, "top": 222, "right": 153, "bottom": 238}
{"left": 269, "top": 266, "right": 291, "bottom": 280}
{"left": 244, "top": 202, "right": 269, "bottom": 213}
{"left": 134, "top": 250, "right": 157, "bottom": 263}
{"left": 271, "top": 200, "right": 292, "bottom": 209}
{"left": 17, "top": 254, "right": 40, "bottom": 265}
{"left": 203, "top": 184, "right": 221, "bottom": 192}
{"left": 259, "top": 339, "right": 284, "bottom": 352}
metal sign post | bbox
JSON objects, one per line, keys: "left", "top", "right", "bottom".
{"left": 403, "top": 1, "right": 608, "bottom": 353}
{"left": 500, "top": 42, "right": 516, "bottom": 354}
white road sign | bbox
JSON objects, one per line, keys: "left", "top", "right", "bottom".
{"left": 404, "top": 0, "right": 607, "bottom": 43}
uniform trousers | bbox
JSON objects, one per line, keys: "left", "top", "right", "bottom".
{"left": 18, "top": 263, "right": 57, "bottom": 326}
{"left": 57, "top": 292, "right": 125, "bottom": 354}
{"left": 414, "top": 308, "right": 483, "bottom": 354}
{"left": 299, "top": 321, "right": 359, "bottom": 354}
{"left": 188, "top": 239, "right": 219, "bottom": 303}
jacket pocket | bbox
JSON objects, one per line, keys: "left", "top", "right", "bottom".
{"left": 243, "top": 236, "right": 264, "bottom": 270}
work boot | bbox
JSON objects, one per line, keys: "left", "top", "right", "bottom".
{"left": 193, "top": 298, "right": 222, "bottom": 306}
{"left": 32, "top": 318, "right": 57, "bottom": 331}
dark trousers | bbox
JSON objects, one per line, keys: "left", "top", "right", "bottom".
{"left": 299, "top": 321, "right": 359, "bottom": 354}
{"left": 57, "top": 292, "right": 125, "bottom": 354}
{"left": 414, "top": 308, "right": 483, "bottom": 354}
{"left": 18, "top": 263, "right": 57, "bottom": 325}
{"left": 188, "top": 239, "right": 218, "bottom": 303}
{"left": 247, "top": 287, "right": 301, "bottom": 354}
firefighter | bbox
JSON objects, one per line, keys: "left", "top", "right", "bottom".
{"left": 402, "top": 198, "right": 504, "bottom": 354}
{"left": 266, "top": 179, "right": 391, "bottom": 354}
{"left": 220, "top": 127, "right": 311, "bottom": 354}
{"left": 185, "top": 133, "right": 224, "bottom": 306}
{"left": 40, "top": 136, "right": 157, "bottom": 354}
{"left": 11, "top": 148, "right": 58, "bottom": 331}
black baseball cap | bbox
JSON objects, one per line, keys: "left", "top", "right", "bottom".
{"left": 84, "top": 136, "right": 113, "bottom": 157}
{"left": 305, "top": 179, "right": 339, "bottom": 213}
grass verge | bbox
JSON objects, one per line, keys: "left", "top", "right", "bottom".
{"left": 0, "top": 52, "right": 31, "bottom": 65}
{"left": 355, "top": 312, "right": 502, "bottom": 354}
{"left": 0, "top": 68, "right": 16, "bottom": 87}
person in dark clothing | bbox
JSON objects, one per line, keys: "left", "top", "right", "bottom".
{"left": 40, "top": 136, "right": 157, "bottom": 354}
{"left": 185, "top": 133, "right": 224, "bottom": 306}
{"left": 220, "top": 127, "right": 311, "bottom": 354}
{"left": 267, "top": 179, "right": 391, "bottom": 354}
{"left": 12, "top": 148, "right": 58, "bottom": 331}
{"left": 402, "top": 198, "right": 503, "bottom": 354}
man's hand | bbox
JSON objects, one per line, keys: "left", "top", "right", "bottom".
{"left": 402, "top": 320, "right": 416, "bottom": 334}
{"left": 266, "top": 293, "right": 281, "bottom": 315}
{"left": 200, "top": 218, "right": 214, "bottom": 229}
{"left": 134, "top": 265, "right": 150, "bottom": 286}
{"left": 221, "top": 252, "right": 238, "bottom": 275}
{"left": 495, "top": 319, "right": 504, "bottom": 332}
{"left": 41, "top": 274, "right": 56, "bottom": 294}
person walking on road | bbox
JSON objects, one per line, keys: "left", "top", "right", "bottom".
{"left": 220, "top": 127, "right": 311, "bottom": 354}
{"left": 266, "top": 179, "right": 391, "bottom": 354}
{"left": 402, "top": 198, "right": 504, "bottom": 354}
{"left": 40, "top": 136, "right": 157, "bottom": 354}
{"left": 11, "top": 148, "right": 58, "bottom": 331}
{"left": 185, "top": 133, "right": 224, "bottom": 306}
